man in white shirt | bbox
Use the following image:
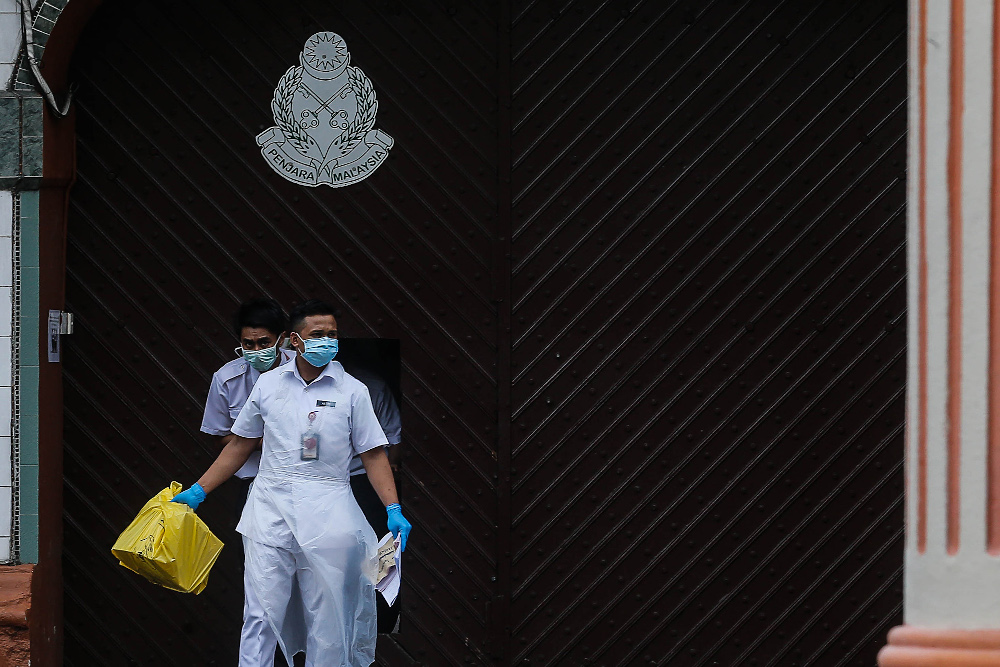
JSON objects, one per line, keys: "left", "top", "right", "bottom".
{"left": 340, "top": 361, "right": 402, "bottom": 634}
{"left": 199, "top": 297, "right": 294, "bottom": 667}
{"left": 176, "top": 299, "right": 411, "bottom": 667}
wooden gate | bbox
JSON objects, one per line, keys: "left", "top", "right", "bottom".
{"left": 62, "top": 0, "right": 906, "bottom": 664}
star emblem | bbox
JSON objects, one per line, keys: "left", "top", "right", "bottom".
{"left": 304, "top": 33, "right": 347, "bottom": 73}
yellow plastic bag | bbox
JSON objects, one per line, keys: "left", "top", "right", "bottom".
{"left": 111, "top": 481, "right": 224, "bottom": 594}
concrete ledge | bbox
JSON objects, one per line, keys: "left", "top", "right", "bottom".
{"left": 0, "top": 565, "right": 31, "bottom": 628}
{"left": 0, "top": 628, "right": 28, "bottom": 667}
{"left": 0, "top": 565, "right": 31, "bottom": 667}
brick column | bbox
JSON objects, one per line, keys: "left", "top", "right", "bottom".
{"left": 879, "top": 0, "right": 1000, "bottom": 663}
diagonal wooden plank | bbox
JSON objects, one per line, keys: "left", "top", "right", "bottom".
{"left": 645, "top": 419, "right": 903, "bottom": 666}
{"left": 512, "top": 140, "right": 904, "bottom": 489}
{"left": 82, "top": 42, "right": 500, "bottom": 382}
{"left": 511, "top": 284, "right": 904, "bottom": 646}
{"left": 65, "top": 3, "right": 500, "bottom": 663}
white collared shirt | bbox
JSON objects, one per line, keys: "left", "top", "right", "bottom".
{"left": 200, "top": 347, "right": 296, "bottom": 478}
{"left": 231, "top": 359, "right": 388, "bottom": 549}
{"left": 231, "top": 359, "right": 388, "bottom": 481}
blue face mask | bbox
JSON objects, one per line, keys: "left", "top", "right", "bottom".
{"left": 235, "top": 343, "right": 280, "bottom": 372}
{"left": 297, "top": 335, "right": 338, "bottom": 367}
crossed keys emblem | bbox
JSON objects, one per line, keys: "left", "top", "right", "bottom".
{"left": 298, "top": 81, "right": 352, "bottom": 130}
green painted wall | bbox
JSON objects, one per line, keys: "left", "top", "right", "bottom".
{"left": 18, "top": 189, "right": 38, "bottom": 564}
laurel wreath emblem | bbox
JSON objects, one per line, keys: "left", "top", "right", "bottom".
{"left": 332, "top": 66, "right": 378, "bottom": 156}
{"left": 271, "top": 65, "right": 378, "bottom": 159}
{"left": 271, "top": 66, "right": 314, "bottom": 155}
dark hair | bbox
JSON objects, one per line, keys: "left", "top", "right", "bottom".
{"left": 233, "top": 298, "right": 288, "bottom": 338}
{"left": 288, "top": 299, "right": 338, "bottom": 333}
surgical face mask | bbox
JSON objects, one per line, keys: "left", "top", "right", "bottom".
{"left": 296, "top": 335, "right": 338, "bottom": 367}
{"left": 236, "top": 342, "right": 279, "bottom": 372}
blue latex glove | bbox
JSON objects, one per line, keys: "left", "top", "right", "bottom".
{"left": 171, "top": 483, "right": 206, "bottom": 511}
{"left": 386, "top": 503, "right": 411, "bottom": 552}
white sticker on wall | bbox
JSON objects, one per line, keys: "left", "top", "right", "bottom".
{"left": 256, "top": 32, "right": 394, "bottom": 188}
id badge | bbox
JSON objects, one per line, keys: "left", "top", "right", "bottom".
{"left": 301, "top": 411, "right": 320, "bottom": 460}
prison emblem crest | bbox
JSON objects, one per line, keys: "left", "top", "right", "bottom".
{"left": 256, "top": 32, "right": 393, "bottom": 187}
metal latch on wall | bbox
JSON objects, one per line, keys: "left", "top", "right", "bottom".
{"left": 47, "top": 310, "right": 73, "bottom": 363}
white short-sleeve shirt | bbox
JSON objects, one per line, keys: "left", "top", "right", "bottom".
{"left": 342, "top": 366, "right": 401, "bottom": 476}
{"left": 231, "top": 360, "right": 388, "bottom": 548}
{"left": 231, "top": 360, "right": 387, "bottom": 479}
{"left": 199, "top": 348, "right": 296, "bottom": 479}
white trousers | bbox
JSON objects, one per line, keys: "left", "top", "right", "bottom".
{"left": 245, "top": 537, "right": 371, "bottom": 667}
{"left": 239, "top": 561, "right": 279, "bottom": 667}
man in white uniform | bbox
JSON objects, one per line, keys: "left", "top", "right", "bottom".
{"left": 175, "top": 300, "right": 411, "bottom": 667}
{"left": 199, "top": 298, "right": 294, "bottom": 666}
{"left": 341, "top": 362, "right": 402, "bottom": 633}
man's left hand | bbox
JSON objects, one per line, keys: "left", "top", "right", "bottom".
{"left": 386, "top": 503, "right": 411, "bottom": 552}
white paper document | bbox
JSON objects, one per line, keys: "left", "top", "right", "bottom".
{"left": 375, "top": 533, "right": 402, "bottom": 605}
